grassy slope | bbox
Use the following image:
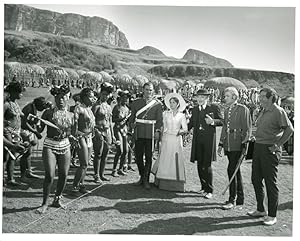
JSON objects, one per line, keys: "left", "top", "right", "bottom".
{"left": 5, "top": 30, "right": 186, "bottom": 77}
{"left": 5, "top": 30, "right": 294, "bottom": 96}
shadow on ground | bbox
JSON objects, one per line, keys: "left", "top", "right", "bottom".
{"left": 99, "top": 216, "right": 262, "bottom": 235}
{"left": 81, "top": 199, "right": 222, "bottom": 214}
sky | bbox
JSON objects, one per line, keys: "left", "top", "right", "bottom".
{"left": 6, "top": 1, "right": 293, "bottom": 74}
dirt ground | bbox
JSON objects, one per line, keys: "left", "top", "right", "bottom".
{"left": 1, "top": 87, "right": 295, "bottom": 236}
{"left": 2, "top": 134, "right": 294, "bottom": 236}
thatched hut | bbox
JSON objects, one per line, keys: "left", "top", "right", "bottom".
{"left": 159, "top": 79, "right": 179, "bottom": 92}
{"left": 204, "top": 77, "right": 247, "bottom": 90}
{"left": 76, "top": 70, "right": 87, "bottom": 77}
{"left": 120, "top": 74, "right": 132, "bottom": 86}
{"left": 133, "top": 75, "right": 149, "bottom": 86}
{"left": 4, "top": 62, "right": 45, "bottom": 85}
{"left": 99, "top": 71, "right": 113, "bottom": 83}
{"left": 63, "top": 68, "right": 79, "bottom": 80}
{"left": 281, "top": 96, "right": 294, "bottom": 108}
{"left": 81, "top": 71, "right": 103, "bottom": 87}
{"left": 45, "top": 66, "right": 69, "bottom": 85}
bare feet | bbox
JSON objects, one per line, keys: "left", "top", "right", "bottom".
{"left": 35, "top": 204, "right": 48, "bottom": 214}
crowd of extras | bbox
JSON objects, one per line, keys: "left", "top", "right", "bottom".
{"left": 3, "top": 80, "right": 294, "bottom": 215}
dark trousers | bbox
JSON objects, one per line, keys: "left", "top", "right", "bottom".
{"left": 197, "top": 160, "right": 213, "bottom": 193}
{"left": 135, "top": 138, "right": 153, "bottom": 182}
{"left": 195, "top": 137, "right": 213, "bottom": 193}
{"left": 225, "top": 151, "right": 244, "bottom": 204}
{"left": 252, "top": 143, "right": 281, "bottom": 217}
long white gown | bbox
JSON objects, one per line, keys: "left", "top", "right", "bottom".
{"left": 152, "top": 111, "right": 188, "bottom": 192}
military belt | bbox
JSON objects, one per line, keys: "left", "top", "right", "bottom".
{"left": 226, "top": 128, "right": 243, "bottom": 133}
{"left": 136, "top": 119, "right": 157, "bottom": 124}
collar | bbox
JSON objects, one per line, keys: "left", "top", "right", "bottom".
{"left": 228, "top": 102, "right": 238, "bottom": 110}
{"left": 144, "top": 97, "right": 152, "bottom": 104}
{"left": 199, "top": 103, "right": 207, "bottom": 111}
{"left": 263, "top": 103, "right": 277, "bottom": 112}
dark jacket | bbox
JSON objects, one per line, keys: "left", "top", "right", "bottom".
{"left": 128, "top": 98, "right": 163, "bottom": 139}
{"left": 188, "top": 103, "right": 223, "bottom": 162}
{"left": 219, "top": 103, "right": 252, "bottom": 152}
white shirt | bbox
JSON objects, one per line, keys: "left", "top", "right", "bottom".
{"left": 199, "top": 103, "right": 207, "bottom": 111}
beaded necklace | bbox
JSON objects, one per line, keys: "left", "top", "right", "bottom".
{"left": 52, "top": 106, "right": 73, "bottom": 131}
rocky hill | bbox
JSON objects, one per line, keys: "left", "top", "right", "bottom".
{"left": 3, "top": 5, "right": 294, "bottom": 97}
{"left": 182, "top": 49, "right": 234, "bottom": 68}
{"left": 4, "top": 4, "right": 129, "bottom": 48}
{"left": 137, "top": 46, "right": 166, "bottom": 56}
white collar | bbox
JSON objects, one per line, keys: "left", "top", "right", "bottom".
{"left": 199, "top": 103, "right": 207, "bottom": 110}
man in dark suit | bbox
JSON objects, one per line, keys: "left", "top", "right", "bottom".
{"left": 128, "top": 82, "right": 163, "bottom": 189}
{"left": 188, "top": 89, "right": 223, "bottom": 199}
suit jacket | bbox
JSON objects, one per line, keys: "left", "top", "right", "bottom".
{"left": 128, "top": 98, "right": 163, "bottom": 139}
{"left": 219, "top": 103, "right": 252, "bottom": 152}
{"left": 188, "top": 103, "right": 223, "bottom": 163}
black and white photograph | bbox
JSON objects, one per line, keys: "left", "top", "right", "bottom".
{"left": 1, "top": 0, "right": 298, "bottom": 238}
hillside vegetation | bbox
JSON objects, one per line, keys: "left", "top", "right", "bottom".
{"left": 4, "top": 30, "right": 294, "bottom": 96}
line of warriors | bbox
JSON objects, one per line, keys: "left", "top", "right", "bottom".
{"left": 4, "top": 81, "right": 169, "bottom": 214}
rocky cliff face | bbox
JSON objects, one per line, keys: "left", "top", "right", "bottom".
{"left": 182, "top": 49, "right": 234, "bottom": 68}
{"left": 4, "top": 4, "right": 130, "bottom": 48}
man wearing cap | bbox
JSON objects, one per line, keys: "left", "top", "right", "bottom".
{"left": 92, "top": 82, "right": 115, "bottom": 183}
{"left": 128, "top": 82, "right": 163, "bottom": 189}
{"left": 188, "top": 89, "right": 223, "bottom": 199}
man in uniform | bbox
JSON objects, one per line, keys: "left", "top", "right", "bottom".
{"left": 217, "top": 87, "right": 252, "bottom": 209}
{"left": 128, "top": 82, "right": 163, "bottom": 189}
{"left": 188, "top": 89, "right": 223, "bottom": 199}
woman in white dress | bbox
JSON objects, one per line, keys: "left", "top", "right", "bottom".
{"left": 152, "top": 93, "right": 188, "bottom": 192}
